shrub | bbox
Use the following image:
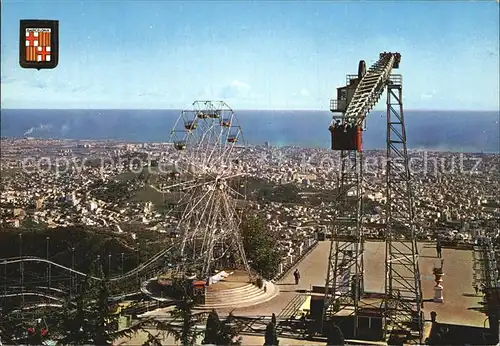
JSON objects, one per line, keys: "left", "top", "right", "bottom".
{"left": 241, "top": 215, "right": 281, "bottom": 279}
{"left": 255, "top": 277, "right": 264, "bottom": 289}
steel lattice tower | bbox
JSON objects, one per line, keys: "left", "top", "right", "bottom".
{"left": 324, "top": 53, "right": 422, "bottom": 342}
{"left": 384, "top": 77, "right": 423, "bottom": 341}
{"left": 322, "top": 143, "right": 364, "bottom": 337}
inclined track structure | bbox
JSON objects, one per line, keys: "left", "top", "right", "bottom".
{"left": 325, "top": 52, "right": 422, "bottom": 342}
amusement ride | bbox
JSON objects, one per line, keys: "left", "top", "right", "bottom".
{"left": 167, "top": 100, "right": 250, "bottom": 279}
{"left": 323, "top": 52, "right": 422, "bottom": 343}
{"left": 0, "top": 100, "right": 251, "bottom": 340}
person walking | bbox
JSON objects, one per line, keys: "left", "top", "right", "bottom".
{"left": 294, "top": 269, "right": 301, "bottom": 285}
{"left": 436, "top": 239, "right": 442, "bottom": 258}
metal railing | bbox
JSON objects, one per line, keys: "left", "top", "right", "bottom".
{"left": 272, "top": 237, "right": 319, "bottom": 281}
{"left": 330, "top": 99, "right": 339, "bottom": 112}
{"left": 389, "top": 74, "right": 402, "bottom": 86}
{"left": 346, "top": 74, "right": 359, "bottom": 85}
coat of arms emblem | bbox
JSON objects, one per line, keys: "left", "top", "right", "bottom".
{"left": 19, "top": 19, "right": 59, "bottom": 70}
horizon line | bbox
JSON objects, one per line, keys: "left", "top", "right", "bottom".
{"left": 1, "top": 108, "right": 499, "bottom": 112}
{"left": 1, "top": 136, "right": 498, "bottom": 155}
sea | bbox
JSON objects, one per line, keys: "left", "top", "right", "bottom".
{"left": 1, "top": 109, "right": 499, "bottom": 153}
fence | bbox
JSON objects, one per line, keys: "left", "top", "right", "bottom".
{"left": 272, "top": 237, "right": 319, "bottom": 281}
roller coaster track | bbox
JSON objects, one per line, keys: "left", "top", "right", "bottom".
{"left": 1, "top": 242, "right": 178, "bottom": 284}
{"left": 0, "top": 242, "right": 182, "bottom": 309}
{"left": 0, "top": 232, "right": 236, "bottom": 306}
{"left": 1, "top": 226, "right": 243, "bottom": 307}
{"left": 344, "top": 52, "right": 400, "bottom": 125}
{"left": 1, "top": 292, "right": 64, "bottom": 303}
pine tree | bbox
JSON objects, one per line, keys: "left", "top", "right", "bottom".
{"left": 264, "top": 321, "right": 279, "bottom": 346}
{"left": 202, "top": 310, "right": 221, "bottom": 344}
{"left": 53, "top": 262, "right": 118, "bottom": 345}
{"left": 216, "top": 312, "right": 242, "bottom": 346}
{"left": 142, "top": 332, "right": 163, "bottom": 346}
{"left": 52, "top": 277, "right": 97, "bottom": 345}
{"left": 172, "top": 296, "right": 205, "bottom": 345}
{"left": 92, "top": 278, "right": 114, "bottom": 345}
{"left": 161, "top": 280, "right": 208, "bottom": 346}
{"left": 325, "top": 321, "right": 344, "bottom": 346}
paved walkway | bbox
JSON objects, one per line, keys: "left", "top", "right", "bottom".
{"left": 417, "top": 242, "right": 486, "bottom": 327}
{"left": 116, "top": 240, "right": 487, "bottom": 344}
{"left": 229, "top": 241, "right": 330, "bottom": 316}
{"left": 234, "top": 240, "right": 486, "bottom": 327}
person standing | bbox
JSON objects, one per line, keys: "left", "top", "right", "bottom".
{"left": 294, "top": 269, "right": 301, "bottom": 285}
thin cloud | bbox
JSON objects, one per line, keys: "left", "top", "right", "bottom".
{"left": 1, "top": 75, "right": 15, "bottom": 84}
{"left": 420, "top": 89, "right": 438, "bottom": 101}
{"left": 219, "top": 80, "right": 251, "bottom": 99}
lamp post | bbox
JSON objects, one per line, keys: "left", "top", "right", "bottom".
{"left": 3, "top": 260, "right": 7, "bottom": 298}
{"left": 121, "top": 252, "right": 124, "bottom": 276}
{"left": 71, "top": 247, "right": 75, "bottom": 295}
{"left": 46, "top": 236, "right": 51, "bottom": 289}
{"left": 108, "top": 254, "right": 112, "bottom": 276}
{"left": 19, "top": 233, "right": 24, "bottom": 308}
{"left": 136, "top": 242, "right": 140, "bottom": 285}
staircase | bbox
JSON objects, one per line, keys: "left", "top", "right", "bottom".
{"left": 198, "top": 281, "right": 279, "bottom": 310}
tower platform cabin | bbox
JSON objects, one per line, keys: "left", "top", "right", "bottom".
{"left": 330, "top": 124, "right": 363, "bottom": 152}
{"left": 329, "top": 60, "right": 366, "bottom": 152}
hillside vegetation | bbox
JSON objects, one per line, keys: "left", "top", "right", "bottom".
{"left": 0, "top": 226, "right": 168, "bottom": 276}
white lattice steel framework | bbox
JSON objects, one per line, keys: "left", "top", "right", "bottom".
{"left": 169, "top": 101, "right": 250, "bottom": 278}
{"left": 324, "top": 53, "right": 423, "bottom": 342}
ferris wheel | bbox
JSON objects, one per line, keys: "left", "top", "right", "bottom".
{"left": 168, "top": 100, "right": 250, "bottom": 278}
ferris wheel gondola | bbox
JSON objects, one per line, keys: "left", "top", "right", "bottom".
{"left": 167, "top": 100, "right": 250, "bottom": 279}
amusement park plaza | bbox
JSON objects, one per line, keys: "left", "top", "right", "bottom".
{"left": 119, "top": 240, "right": 488, "bottom": 345}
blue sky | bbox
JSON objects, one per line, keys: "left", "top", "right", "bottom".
{"left": 1, "top": 0, "right": 499, "bottom": 110}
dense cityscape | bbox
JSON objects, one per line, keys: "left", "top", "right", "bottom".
{"left": 2, "top": 138, "right": 498, "bottom": 245}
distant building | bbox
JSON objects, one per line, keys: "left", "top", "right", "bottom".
{"left": 89, "top": 200, "right": 98, "bottom": 211}
{"left": 144, "top": 202, "right": 152, "bottom": 214}
{"left": 13, "top": 208, "right": 25, "bottom": 218}
{"left": 66, "top": 192, "right": 80, "bottom": 206}
{"left": 36, "top": 198, "right": 44, "bottom": 210}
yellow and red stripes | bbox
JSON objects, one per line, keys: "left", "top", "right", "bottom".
{"left": 25, "top": 30, "right": 52, "bottom": 62}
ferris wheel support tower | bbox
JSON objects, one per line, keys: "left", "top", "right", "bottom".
{"left": 324, "top": 52, "right": 423, "bottom": 342}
